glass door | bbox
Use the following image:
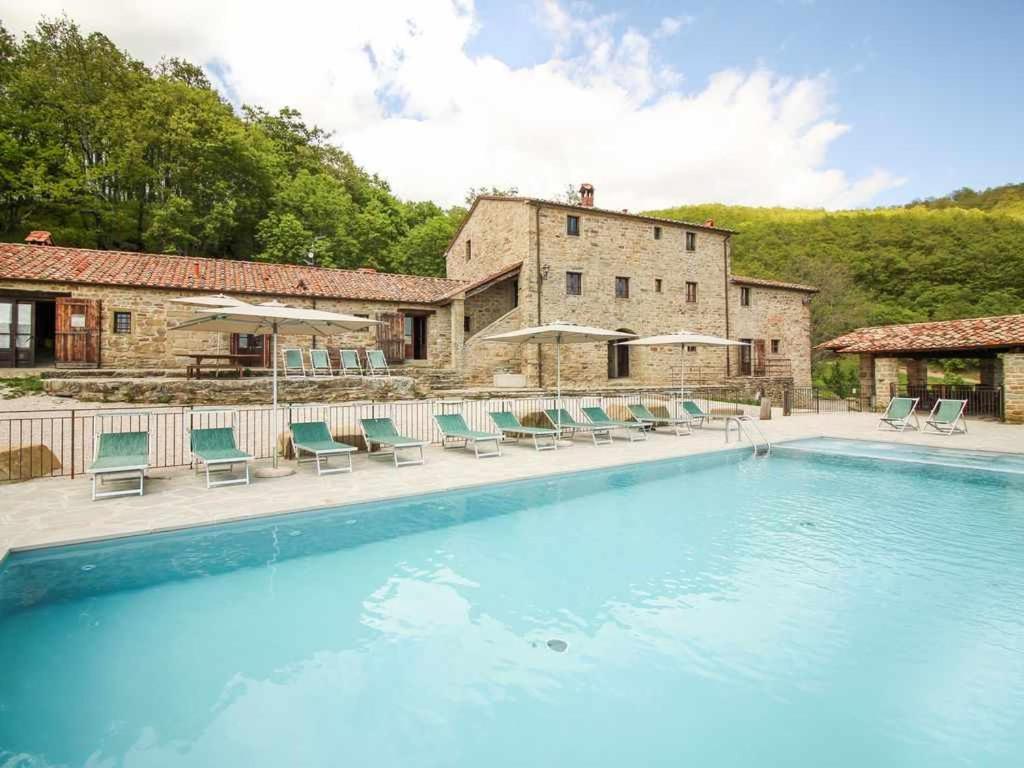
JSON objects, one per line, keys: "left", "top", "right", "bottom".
{"left": 0, "top": 301, "right": 12, "bottom": 367}
{"left": 16, "top": 301, "right": 34, "bottom": 366}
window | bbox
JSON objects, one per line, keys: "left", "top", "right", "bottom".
{"left": 464, "top": 315, "right": 471, "bottom": 333}
{"left": 685, "top": 232, "right": 696, "bottom": 251}
{"left": 465, "top": 239, "right": 472, "bottom": 261}
{"left": 113, "top": 310, "right": 131, "bottom": 334}
{"left": 615, "top": 276, "right": 630, "bottom": 299}
{"left": 771, "top": 339, "right": 780, "bottom": 354}
{"left": 685, "top": 281, "right": 698, "bottom": 303}
{"left": 566, "top": 215, "right": 580, "bottom": 236}
{"left": 653, "top": 226, "right": 662, "bottom": 240}
{"left": 654, "top": 278, "right": 662, "bottom": 293}
{"left": 566, "top": 271, "right": 582, "bottom": 296}
{"left": 607, "top": 329, "right": 633, "bottom": 379}
{"left": 686, "top": 345, "right": 697, "bottom": 353}
{"left": 740, "top": 286, "right": 751, "bottom": 306}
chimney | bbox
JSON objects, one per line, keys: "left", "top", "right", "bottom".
{"left": 578, "top": 183, "right": 594, "bottom": 208}
{"left": 703, "top": 218, "right": 715, "bottom": 228}
{"left": 25, "top": 230, "right": 53, "bottom": 246}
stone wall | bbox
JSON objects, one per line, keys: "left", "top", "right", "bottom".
{"left": 905, "top": 359, "right": 928, "bottom": 388}
{"left": 0, "top": 279, "right": 452, "bottom": 370}
{"left": 873, "top": 357, "right": 901, "bottom": 409}
{"left": 1001, "top": 352, "right": 1024, "bottom": 424}
{"left": 445, "top": 198, "right": 531, "bottom": 282}
{"left": 461, "top": 305, "right": 525, "bottom": 384}
{"left": 464, "top": 278, "right": 518, "bottom": 339}
{"left": 728, "top": 283, "right": 813, "bottom": 388}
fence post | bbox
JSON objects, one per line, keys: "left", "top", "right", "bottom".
{"left": 782, "top": 388, "right": 792, "bottom": 416}
{"left": 69, "top": 409, "right": 76, "bottom": 479}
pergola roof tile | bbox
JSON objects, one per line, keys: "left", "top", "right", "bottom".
{"left": 819, "top": 314, "right": 1024, "bottom": 354}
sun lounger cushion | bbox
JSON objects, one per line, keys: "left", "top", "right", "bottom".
{"left": 435, "top": 414, "right": 498, "bottom": 440}
{"left": 191, "top": 427, "right": 251, "bottom": 461}
{"left": 88, "top": 431, "right": 148, "bottom": 471}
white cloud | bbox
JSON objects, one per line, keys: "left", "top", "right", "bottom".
{"left": 2, "top": 0, "right": 904, "bottom": 210}
{"left": 654, "top": 16, "right": 692, "bottom": 39}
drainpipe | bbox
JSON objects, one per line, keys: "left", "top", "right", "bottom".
{"left": 723, "top": 233, "right": 732, "bottom": 377}
{"left": 534, "top": 203, "right": 544, "bottom": 387}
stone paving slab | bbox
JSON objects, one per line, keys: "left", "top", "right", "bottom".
{"left": 1, "top": 412, "right": 1021, "bottom": 564}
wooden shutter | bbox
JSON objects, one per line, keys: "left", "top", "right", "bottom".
{"left": 753, "top": 339, "right": 766, "bottom": 377}
{"left": 376, "top": 311, "right": 405, "bottom": 364}
{"left": 55, "top": 297, "right": 101, "bottom": 368}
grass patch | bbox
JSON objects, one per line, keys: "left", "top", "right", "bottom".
{"left": 0, "top": 375, "right": 44, "bottom": 399}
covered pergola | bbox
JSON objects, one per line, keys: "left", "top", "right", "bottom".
{"left": 819, "top": 313, "right": 1024, "bottom": 423}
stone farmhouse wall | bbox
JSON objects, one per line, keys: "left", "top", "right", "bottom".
{"left": 463, "top": 279, "right": 518, "bottom": 339}
{"left": 0, "top": 279, "right": 452, "bottom": 369}
{"left": 728, "top": 282, "right": 813, "bottom": 387}
{"left": 446, "top": 198, "right": 531, "bottom": 283}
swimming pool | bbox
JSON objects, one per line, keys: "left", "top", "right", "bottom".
{"left": 1, "top": 441, "right": 1023, "bottom": 766}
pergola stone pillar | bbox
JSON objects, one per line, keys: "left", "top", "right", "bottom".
{"left": 1001, "top": 352, "right": 1024, "bottom": 424}
{"left": 873, "top": 357, "right": 901, "bottom": 409}
{"left": 905, "top": 358, "right": 928, "bottom": 388}
{"left": 979, "top": 357, "right": 1003, "bottom": 388}
{"left": 858, "top": 355, "right": 875, "bottom": 399}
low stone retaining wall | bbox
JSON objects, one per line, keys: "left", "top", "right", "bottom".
{"left": 44, "top": 375, "right": 424, "bottom": 405}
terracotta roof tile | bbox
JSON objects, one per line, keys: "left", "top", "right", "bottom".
{"left": 730, "top": 275, "right": 818, "bottom": 293}
{"left": 0, "top": 243, "right": 464, "bottom": 304}
{"left": 819, "top": 314, "right": 1024, "bottom": 354}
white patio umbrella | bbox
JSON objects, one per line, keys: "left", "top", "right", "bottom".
{"left": 617, "top": 330, "right": 748, "bottom": 404}
{"left": 170, "top": 302, "right": 378, "bottom": 471}
{"left": 485, "top": 321, "right": 635, "bottom": 432}
{"left": 170, "top": 294, "right": 252, "bottom": 352}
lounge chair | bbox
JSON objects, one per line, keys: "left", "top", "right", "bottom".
{"left": 581, "top": 406, "right": 648, "bottom": 442}
{"left": 87, "top": 430, "right": 149, "bottom": 501}
{"left": 627, "top": 403, "right": 692, "bottom": 436}
{"left": 680, "top": 400, "right": 709, "bottom": 428}
{"left": 190, "top": 426, "right": 253, "bottom": 488}
{"left": 290, "top": 420, "right": 357, "bottom": 475}
{"left": 339, "top": 349, "right": 364, "bottom": 376}
{"left": 877, "top": 396, "right": 920, "bottom": 432}
{"left": 360, "top": 417, "right": 425, "bottom": 467}
{"left": 366, "top": 349, "right": 391, "bottom": 376}
{"left": 434, "top": 413, "right": 502, "bottom": 458}
{"left": 488, "top": 411, "right": 559, "bottom": 451}
{"left": 282, "top": 348, "right": 306, "bottom": 379}
{"left": 308, "top": 348, "right": 334, "bottom": 378}
{"left": 924, "top": 398, "right": 967, "bottom": 436}
{"left": 544, "top": 408, "right": 612, "bottom": 446}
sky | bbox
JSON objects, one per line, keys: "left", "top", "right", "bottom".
{"left": 2, "top": 0, "right": 1022, "bottom": 211}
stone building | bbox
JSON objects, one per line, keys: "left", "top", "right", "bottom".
{"left": 0, "top": 187, "right": 816, "bottom": 391}
{"left": 820, "top": 314, "right": 1024, "bottom": 424}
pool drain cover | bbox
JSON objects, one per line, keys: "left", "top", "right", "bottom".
{"left": 546, "top": 639, "right": 568, "bottom": 653}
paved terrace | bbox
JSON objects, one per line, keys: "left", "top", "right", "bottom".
{"left": 2, "top": 412, "right": 1022, "bottom": 563}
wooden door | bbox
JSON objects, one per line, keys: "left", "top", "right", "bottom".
{"left": 55, "top": 297, "right": 101, "bottom": 368}
{"left": 738, "top": 338, "right": 753, "bottom": 376}
{"left": 377, "top": 311, "right": 405, "bottom": 364}
{"left": 753, "top": 339, "right": 766, "bottom": 377}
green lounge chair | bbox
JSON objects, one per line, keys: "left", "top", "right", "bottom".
{"left": 282, "top": 348, "right": 306, "bottom": 379}
{"left": 87, "top": 430, "right": 149, "bottom": 501}
{"left": 366, "top": 349, "right": 391, "bottom": 377}
{"left": 544, "top": 408, "right": 612, "bottom": 446}
{"left": 680, "top": 400, "right": 709, "bottom": 428}
{"left": 488, "top": 411, "right": 558, "bottom": 451}
{"left": 290, "top": 420, "right": 357, "bottom": 475}
{"left": 581, "top": 406, "right": 648, "bottom": 442}
{"left": 339, "top": 349, "right": 363, "bottom": 376}
{"left": 434, "top": 413, "right": 502, "bottom": 458}
{"left": 308, "top": 348, "right": 334, "bottom": 378}
{"left": 924, "top": 398, "right": 967, "bottom": 436}
{"left": 877, "top": 397, "right": 920, "bottom": 432}
{"left": 627, "top": 403, "right": 692, "bottom": 436}
{"left": 190, "top": 426, "right": 253, "bottom": 488}
{"left": 360, "top": 417, "right": 424, "bottom": 467}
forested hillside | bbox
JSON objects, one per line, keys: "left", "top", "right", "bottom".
{"left": 0, "top": 18, "right": 462, "bottom": 275}
{"left": 646, "top": 196, "right": 1024, "bottom": 346}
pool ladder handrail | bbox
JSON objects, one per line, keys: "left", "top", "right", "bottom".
{"left": 724, "top": 414, "right": 771, "bottom": 456}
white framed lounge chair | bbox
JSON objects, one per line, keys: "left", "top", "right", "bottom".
{"left": 924, "top": 398, "right": 967, "bottom": 436}
{"left": 282, "top": 348, "right": 307, "bottom": 379}
{"left": 366, "top": 349, "right": 391, "bottom": 376}
{"left": 581, "top": 406, "right": 648, "bottom": 442}
{"left": 189, "top": 409, "right": 253, "bottom": 488}
{"left": 627, "top": 403, "right": 691, "bottom": 436}
{"left": 339, "top": 349, "right": 364, "bottom": 376}
{"left": 308, "top": 348, "right": 334, "bottom": 378}
{"left": 434, "top": 413, "right": 502, "bottom": 458}
{"left": 544, "top": 408, "right": 612, "bottom": 446}
{"left": 680, "top": 400, "right": 709, "bottom": 428}
{"left": 877, "top": 396, "right": 920, "bottom": 432}
{"left": 488, "top": 411, "right": 558, "bottom": 451}
{"left": 360, "top": 417, "right": 424, "bottom": 467}
{"left": 86, "top": 411, "right": 151, "bottom": 501}
{"left": 290, "top": 420, "right": 357, "bottom": 474}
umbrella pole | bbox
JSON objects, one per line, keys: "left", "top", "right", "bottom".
{"left": 272, "top": 325, "right": 279, "bottom": 469}
{"left": 556, "top": 337, "right": 561, "bottom": 433}
{"left": 680, "top": 344, "right": 685, "bottom": 409}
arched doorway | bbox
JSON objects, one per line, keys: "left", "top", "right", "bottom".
{"left": 608, "top": 328, "right": 634, "bottom": 379}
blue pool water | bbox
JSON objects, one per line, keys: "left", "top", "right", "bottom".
{"left": 1, "top": 443, "right": 1023, "bottom": 766}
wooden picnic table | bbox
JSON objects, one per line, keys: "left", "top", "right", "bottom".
{"left": 182, "top": 353, "right": 262, "bottom": 379}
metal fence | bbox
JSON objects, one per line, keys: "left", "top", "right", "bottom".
{"left": 788, "top": 387, "right": 874, "bottom": 414}
{"left": 905, "top": 384, "right": 1002, "bottom": 419}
